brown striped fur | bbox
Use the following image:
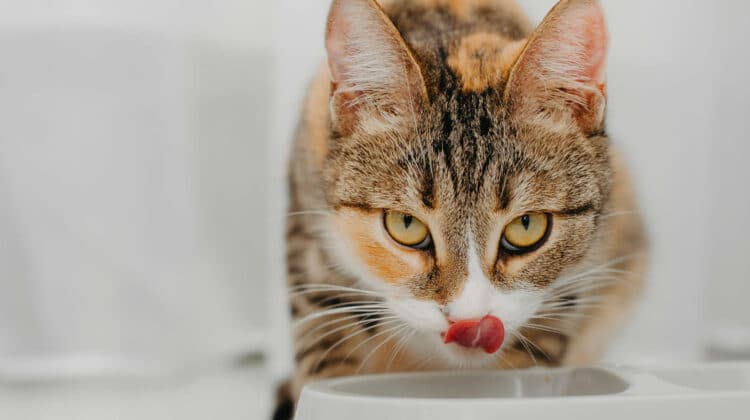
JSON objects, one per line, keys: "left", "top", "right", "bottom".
{"left": 275, "top": 1, "right": 646, "bottom": 418}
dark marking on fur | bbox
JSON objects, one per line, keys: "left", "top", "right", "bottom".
{"left": 272, "top": 398, "right": 294, "bottom": 420}
{"left": 441, "top": 111, "right": 454, "bottom": 138}
{"left": 310, "top": 357, "right": 358, "bottom": 375}
{"left": 480, "top": 115, "right": 492, "bottom": 136}
{"left": 498, "top": 177, "right": 512, "bottom": 210}
{"left": 287, "top": 263, "right": 306, "bottom": 277}
{"left": 560, "top": 202, "right": 595, "bottom": 216}
{"left": 286, "top": 222, "right": 304, "bottom": 238}
{"left": 357, "top": 312, "right": 381, "bottom": 334}
{"left": 307, "top": 294, "right": 344, "bottom": 308}
{"left": 334, "top": 201, "right": 374, "bottom": 212}
{"left": 433, "top": 135, "right": 458, "bottom": 190}
{"left": 558, "top": 294, "right": 578, "bottom": 309}
{"left": 295, "top": 338, "right": 339, "bottom": 363}
{"left": 421, "top": 166, "right": 435, "bottom": 209}
{"left": 272, "top": 382, "right": 295, "bottom": 420}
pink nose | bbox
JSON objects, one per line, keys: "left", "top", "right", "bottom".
{"left": 443, "top": 315, "right": 505, "bottom": 354}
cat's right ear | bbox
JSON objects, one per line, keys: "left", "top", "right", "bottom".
{"left": 326, "top": 0, "right": 428, "bottom": 136}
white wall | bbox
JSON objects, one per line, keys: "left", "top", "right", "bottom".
{"left": 0, "top": 0, "right": 274, "bottom": 377}
{"left": 705, "top": 1, "right": 750, "bottom": 353}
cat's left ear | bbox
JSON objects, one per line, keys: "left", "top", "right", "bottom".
{"left": 326, "top": 0, "right": 428, "bottom": 136}
{"left": 504, "top": 0, "right": 608, "bottom": 134}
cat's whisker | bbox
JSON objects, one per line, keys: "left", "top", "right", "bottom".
{"left": 343, "top": 321, "right": 407, "bottom": 366}
{"left": 535, "top": 304, "right": 603, "bottom": 316}
{"left": 288, "top": 289, "right": 384, "bottom": 304}
{"left": 535, "top": 304, "right": 604, "bottom": 317}
{"left": 546, "top": 275, "right": 624, "bottom": 298}
{"left": 412, "top": 339, "right": 441, "bottom": 371}
{"left": 386, "top": 329, "right": 416, "bottom": 372}
{"left": 525, "top": 316, "right": 579, "bottom": 331}
{"left": 300, "top": 315, "right": 401, "bottom": 348}
{"left": 288, "top": 282, "right": 369, "bottom": 292}
{"left": 496, "top": 349, "right": 517, "bottom": 370}
{"left": 544, "top": 292, "right": 609, "bottom": 303}
{"left": 541, "top": 294, "right": 608, "bottom": 308}
{"left": 322, "top": 262, "right": 347, "bottom": 271}
{"left": 518, "top": 334, "right": 551, "bottom": 364}
{"left": 532, "top": 311, "right": 596, "bottom": 323}
{"left": 293, "top": 305, "right": 391, "bottom": 328}
{"left": 286, "top": 210, "right": 332, "bottom": 218}
{"left": 310, "top": 318, "right": 403, "bottom": 374}
{"left": 545, "top": 283, "right": 621, "bottom": 302}
{"left": 599, "top": 210, "right": 640, "bottom": 220}
{"left": 302, "top": 299, "right": 387, "bottom": 312}
{"left": 551, "top": 272, "right": 627, "bottom": 293}
{"left": 297, "top": 312, "right": 392, "bottom": 340}
{"left": 288, "top": 283, "right": 385, "bottom": 298}
{"left": 523, "top": 322, "right": 567, "bottom": 335}
{"left": 540, "top": 294, "right": 608, "bottom": 311}
{"left": 554, "top": 253, "right": 641, "bottom": 286}
{"left": 509, "top": 331, "right": 538, "bottom": 366}
{"left": 513, "top": 330, "right": 555, "bottom": 366}
{"left": 356, "top": 324, "right": 411, "bottom": 374}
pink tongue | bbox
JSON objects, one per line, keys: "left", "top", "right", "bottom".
{"left": 443, "top": 315, "right": 505, "bottom": 354}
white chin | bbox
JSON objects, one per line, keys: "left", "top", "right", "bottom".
{"left": 408, "top": 331, "right": 500, "bottom": 369}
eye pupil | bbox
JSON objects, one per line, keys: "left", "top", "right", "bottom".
{"left": 501, "top": 213, "right": 551, "bottom": 255}
{"left": 521, "top": 215, "right": 530, "bottom": 230}
{"left": 384, "top": 211, "right": 431, "bottom": 249}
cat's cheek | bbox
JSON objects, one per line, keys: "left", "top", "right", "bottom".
{"left": 388, "top": 297, "right": 448, "bottom": 333}
{"left": 330, "top": 209, "right": 430, "bottom": 285}
{"left": 487, "top": 289, "right": 544, "bottom": 335}
{"left": 498, "top": 221, "right": 565, "bottom": 277}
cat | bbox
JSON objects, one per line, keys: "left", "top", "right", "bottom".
{"left": 275, "top": 0, "right": 647, "bottom": 418}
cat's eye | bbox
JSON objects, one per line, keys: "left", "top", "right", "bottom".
{"left": 384, "top": 211, "right": 432, "bottom": 249}
{"left": 501, "top": 213, "right": 551, "bottom": 254}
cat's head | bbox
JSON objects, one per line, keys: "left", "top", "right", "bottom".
{"left": 322, "top": 0, "right": 611, "bottom": 366}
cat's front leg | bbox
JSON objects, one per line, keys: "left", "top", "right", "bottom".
{"left": 273, "top": 313, "right": 413, "bottom": 420}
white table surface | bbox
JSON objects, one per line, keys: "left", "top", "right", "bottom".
{"left": 0, "top": 362, "right": 273, "bottom": 420}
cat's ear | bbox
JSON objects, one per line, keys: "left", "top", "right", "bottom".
{"left": 504, "top": 0, "right": 608, "bottom": 134}
{"left": 326, "top": 0, "right": 428, "bottom": 135}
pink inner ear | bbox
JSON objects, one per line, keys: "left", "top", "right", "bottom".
{"left": 506, "top": 0, "right": 610, "bottom": 132}
{"left": 515, "top": 0, "right": 610, "bottom": 94}
{"left": 325, "top": 8, "right": 351, "bottom": 86}
{"left": 579, "top": 6, "right": 608, "bottom": 89}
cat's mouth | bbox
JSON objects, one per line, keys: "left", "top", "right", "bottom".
{"left": 441, "top": 315, "right": 505, "bottom": 354}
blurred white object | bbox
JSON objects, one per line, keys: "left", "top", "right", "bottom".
{"left": 0, "top": 1, "right": 272, "bottom": 378}
{"left": 707, "top": 327, "right": 750, "bottom": 360}
{"left": 295, "top": 364, "right": 750, "bottom": 420}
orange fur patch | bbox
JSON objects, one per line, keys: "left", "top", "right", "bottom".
{"left": 334, "top": 209, "right": 430, "bottom": 284}
{"left": 447, "top": 32, "right": 525, "bottom": 92}
{"left": 405, "top": 0, "right": 526, "bottom": 22}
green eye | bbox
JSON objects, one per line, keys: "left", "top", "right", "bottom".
{"left": 501, "top": 213, "right": 551, "bottom": 254}
{"left": 384, "top": 211, "right": 431, "bottom": 249}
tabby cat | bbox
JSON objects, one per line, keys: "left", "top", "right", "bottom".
{"left": 277, "top": 0, "right": 646, "bottom": 418}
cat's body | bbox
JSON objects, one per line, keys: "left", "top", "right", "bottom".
{"left": 277, "top": 0, "right": 646, "bottom": 418}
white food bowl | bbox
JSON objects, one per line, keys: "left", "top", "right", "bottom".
{"left": 295, "top": 362, "right": 750, "bottom": 419}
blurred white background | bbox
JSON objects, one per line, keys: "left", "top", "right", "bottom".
{"left": 0, "top": 0, "right": 748, "bottom": 418}
{"left": 0, "top": 0, "right": 273, "bottom": 378}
